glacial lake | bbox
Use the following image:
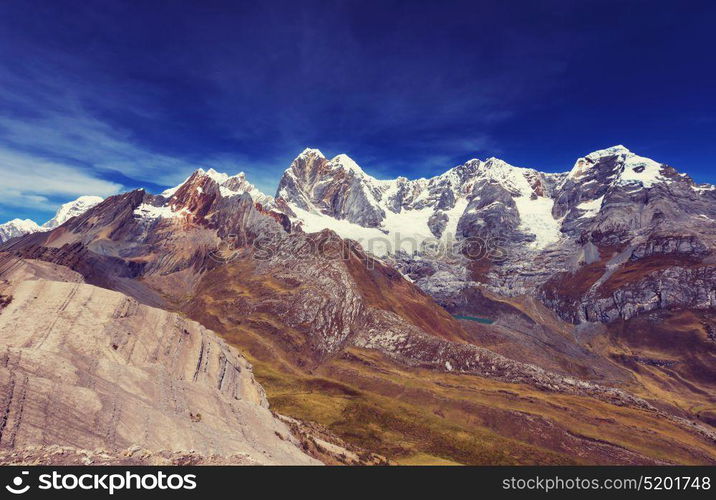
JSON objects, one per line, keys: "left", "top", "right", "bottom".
{"left": 452, "top": 314, "right": 494, "bottom": 325}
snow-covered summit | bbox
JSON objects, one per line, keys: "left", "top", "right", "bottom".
{"left": 275, "top": 145, "right": 713, "bottom": 257}
{"left": 42, "top": 196, "right": 104, "bottom": 230}
{"left": 298, "top": 147, "right": 325, "bottom": 159}
{"left": 586, "top": 145, "right": 631, "bottom": 159}
{"left": 275, "top": 149, "right": 565, "bottom": 255}
{"left": 0, "top": 218, "right": 41, "bottom": 244}
{"left": 161, "top": 168, "right": 273, "bottom": 206}
{"left": 329, "top": 154, "right": 367, "bottom": 176}
{"left": 567, "top": 145, "right": 668, "bottom": 188}
{"left": 0, "top": 195, "right": 104, "bottom": 244}
{"left": 203, "top": 168, "right": 230, "bottom": 185}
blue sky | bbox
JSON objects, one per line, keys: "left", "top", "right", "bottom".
{"left": 1, "top": 0, "right": 714, "bottom": 223}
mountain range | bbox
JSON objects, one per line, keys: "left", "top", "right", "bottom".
{"left": 0, "top": 196, "right": 104, "bottom": 243}
{"left": 0, "top": 145, "right": 714, "bottom": 465}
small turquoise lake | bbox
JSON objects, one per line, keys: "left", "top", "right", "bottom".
{"left": 452, "top": 314, "right": 494, "bottom": 325}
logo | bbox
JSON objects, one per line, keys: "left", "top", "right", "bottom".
{"left": 6, "top": 471, "right": 30, "bottom": 494}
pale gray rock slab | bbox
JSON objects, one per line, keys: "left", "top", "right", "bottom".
{"left": 0, "top": 279, "right": 318, "bottom": 465}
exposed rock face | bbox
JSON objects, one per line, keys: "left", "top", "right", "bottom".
{"left": 1, "top": 170, "right": 290, "bottom": 308}
{"left": 0, "top": 276, "right": 317, "bottom": 465}
{"left": 276, "top": 149, "right": 386, "bottom": 227}
{"left": 630, "top": 235, "right": 711, "bottom": 259}
{"left": 184, "top": 228, "right": 470, "bottom": 368}
{"left": 556, "top": 147, "right": 715, "bottom": 243}
{"left": 582, "top": 264, "right": 716, "bottom": 323}
{"left": 427, "top": 211, "right": 448, "bottom": 238}
{"left": 354, "top": 306, "right": 655, "bottom": 410}
{"left": 0, "top": 256, "right": 85, "bottom": 287}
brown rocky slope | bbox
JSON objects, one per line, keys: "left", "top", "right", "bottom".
{"left": 0, "top": 260, "right": 318, "bottom": 465}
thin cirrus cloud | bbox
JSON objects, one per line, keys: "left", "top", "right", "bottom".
{"left": 0, "top": 49, "right": 291, "bottom": 216}
{"left": 0, "top": 60, "right": 211, "bottom": 222}
{"left": 0, "top": 68, "right": 203, "bottom": 188}
{"left": 0, "top": 149, "right": 122, "bottom": 210}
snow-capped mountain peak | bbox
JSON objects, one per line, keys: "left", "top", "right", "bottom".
{"left": 568, "top": 145, "right": 630, "bottom": 179}
{"left": 161, "top": 168, "right": 272, "bottom": 206}
{"left": 567, "top": 144, "right": 667, "bottom": 189}
{"left": 299, "top": 147, "right": 325, "bottom": 159}
{"left": 42, "top": 195, "right": 104, "bottom": 230}
{"left": 586, "top": 144, "right": 631, "bottom": 159}
{"left": 275, "top": 149, "right": 568, "bottom": 255}
{"left": 276, "top": 145, "right": 713, "bottom": 257}
{"left": 329, "top": 153, "right": 366, "bottom": 176}
{"left": 0, "top": 195, "right": 104, "bottom": 244}
{"left": 161, "top": 168, "right": 229, "bottom": 197}
{"left": 0, "top": 218, "right": 41, "bottom": 244}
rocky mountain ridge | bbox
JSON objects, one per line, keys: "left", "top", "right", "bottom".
{"left": 269, "top": 146, "right": 715, "bottom": 325}
{"left": 275, "top": 145, "right": 715, "bottom": 257}
{"left": 263, "top": 146, "right": 708, "bottom": 329}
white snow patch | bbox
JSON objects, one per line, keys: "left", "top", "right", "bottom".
{"left": 4, "top": 218, "right": 40, "bottom": 232}
{"left": 585, "top": 145, "right": 631, "bottom": 160}
{"left": 616, "top": 154, "right": 665, "bottom": 187}
{"left": 203, "top": 168, "right": 229, "bottom": 185}
{"left": 478, "top": 159, "right": 536, "bottom": 197}
{"left": 291, "top": 204, "right": 443, "bottom": 257}
{"left": 330, "top": 154, "right": 365, "bottom": 176}
{"left": 299, "top": 147, "right": 325, "bottom": 158}
{"left": 133, "top": 203, "right": 187, "bottom": 220}
{"left": 161, "top": 177, "right": 190, "bottom": 198}
{"left": 291, "top": 206, "right": 391, "bottom": 255}
{"left": 443, "top": 198, "right": 469, "bottom": 238}
{"left": 0, "top": 219, "right": 41, "bottom": 243}
{"left": 514, "top": 195, "right": 561, "bottom": 249}
{"left": 576, "top": 195, "right": 604, "bottom": 219}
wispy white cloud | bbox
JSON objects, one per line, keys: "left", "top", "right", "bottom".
{"left": 0, "top": 52, "right": 204, "bottom": 191}
{"left": 0, "top": 148, "right": 122, "bottom": 211}
{"left": 0, "top": 108, "right": 201, "bottom": 188}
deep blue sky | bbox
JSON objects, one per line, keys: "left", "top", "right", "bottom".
{"left": 1, "top": 0, "right": 714, "bottom": 223}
